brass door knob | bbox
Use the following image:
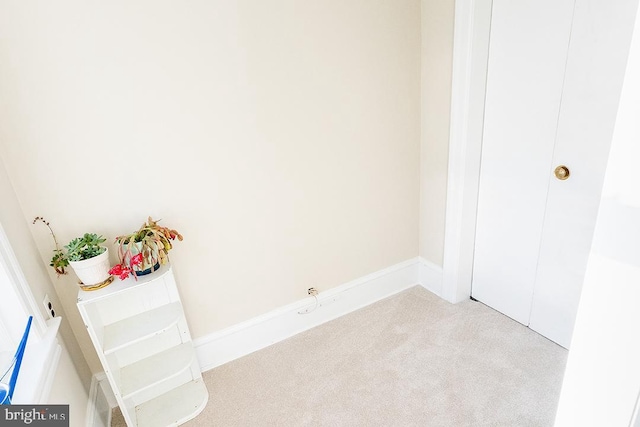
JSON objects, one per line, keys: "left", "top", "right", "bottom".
{"left": 554, "top": 165, "right": 570, "bottom": 180}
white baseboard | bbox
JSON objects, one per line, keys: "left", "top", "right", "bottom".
{"left": 86, "top": 373, "right": 116, "bottom": 427}
{"left": 419, "top": 257, "right": 444, "bottom": 296}
{"left": 86, "top": 375, "right": 104, "bottom": 427}
{"left": 194, "top": 257, "right": 423, "bottom": 371}
{"left": 86, "top": 256, "right": 444, "bottom": 419}
{"left": 94, "top": 372, "right": 117, "bottom": 408}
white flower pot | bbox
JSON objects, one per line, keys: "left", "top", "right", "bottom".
{"left": 69, "top": 247, "right": 111, "bottom": 286}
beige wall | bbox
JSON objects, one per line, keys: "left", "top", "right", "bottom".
{"left": 420, "top": 0, "right": 455, "bottom": 266}
{"left": 0, "top": 0, "right": 421, "bottom": 360}
{"left": 0, "top": 157, "right": 90, "bottom": 420}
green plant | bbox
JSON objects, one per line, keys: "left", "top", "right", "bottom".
{"left": 110, "top": 217, "right": 183, "bottom": 280}
{"left": 50, "top": 251, "right": 69, "bottom": 275}
{"left": 64, "top": 233, "right": 107, "bottom": 261}
{"left": 33, "top": 216, "right": 68, "bottom": 275}
{"left": 33, "top": 217, "right": 107, "bottom": 275}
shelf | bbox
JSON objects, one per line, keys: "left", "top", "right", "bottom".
{"left": 103, "top": 303, "right": 182, "bottom": 354}
{"left": 78, "top": 266, "right": 207, "bottom": 426}
{"left": 135, "top": 378, "right": 208, "bottom": 427}
{"left": 118, "top": 343, "right": 195, "bottom": 399}
{"left": 77, "top": 264, "right": 172, "bottom": 304}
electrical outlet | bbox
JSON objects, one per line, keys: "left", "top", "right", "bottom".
{"left": 307, "top": 287, "right": 318, "bottom": 296}
{"left": 42, "top": 294, "right": 56, "bottom": 319}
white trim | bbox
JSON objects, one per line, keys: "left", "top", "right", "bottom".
{"left": 10, "top": 314, "right": 62, "bottom": 404}
{"left": 0, "top": 222, "right": 63, "bottom": 405}
{"left": 631, "top": 387, "right": 640, "bottom": 427}
{"left": 0, "top": 223, "right": 47, "bottom": 335}
{"left": 418, "top": 257, "right": 443, "bottom": 296}
{"left": 85, "top": 374, "right": 100, "bottom": 427}
{"left": 195, "top": 258, "right": 423, "bottom": 371}
{"left": 95, "top": 371, "right": 117, "bottom": 409}
{"left": 86, "top": 373, "right": 114, "bottom": 427}
{"left": 442, "top": 0, "right": 493, "bottom": 303}
{"left": 36, "top": 319, "right": 62, "bottom": 404}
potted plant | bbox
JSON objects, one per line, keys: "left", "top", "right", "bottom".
{"left": 65, "top": 233, "right": 110, "bottom": 286}
{"left": 110, "top": 216, "right": 183, "bottom": 280}
{"left": 33, "top": 216, "right": 111, "bottom": 287}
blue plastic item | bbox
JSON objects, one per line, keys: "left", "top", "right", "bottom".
{"left": 0, "top": 382, "right": 8, "bottom": 404}
{"left": 0, "top": 315, "right": 32, "bottom": 405}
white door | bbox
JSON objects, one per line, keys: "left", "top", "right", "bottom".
{"left": 472, "top": 0, "right": 638, "bottom": 348}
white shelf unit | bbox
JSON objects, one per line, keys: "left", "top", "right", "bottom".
{"left": 77, "top": 264, "right": 208, "bottom": 427}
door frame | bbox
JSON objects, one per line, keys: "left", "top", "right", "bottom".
{"left": 442, "top": 0, "right": 638, "bottom": 306}
{"left": 441, "top": 0, "right": 493, "bottom": 303}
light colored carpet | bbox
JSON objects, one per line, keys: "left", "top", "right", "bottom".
{"left": 112, "top": 286, "right": 567, "bottom": 426}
